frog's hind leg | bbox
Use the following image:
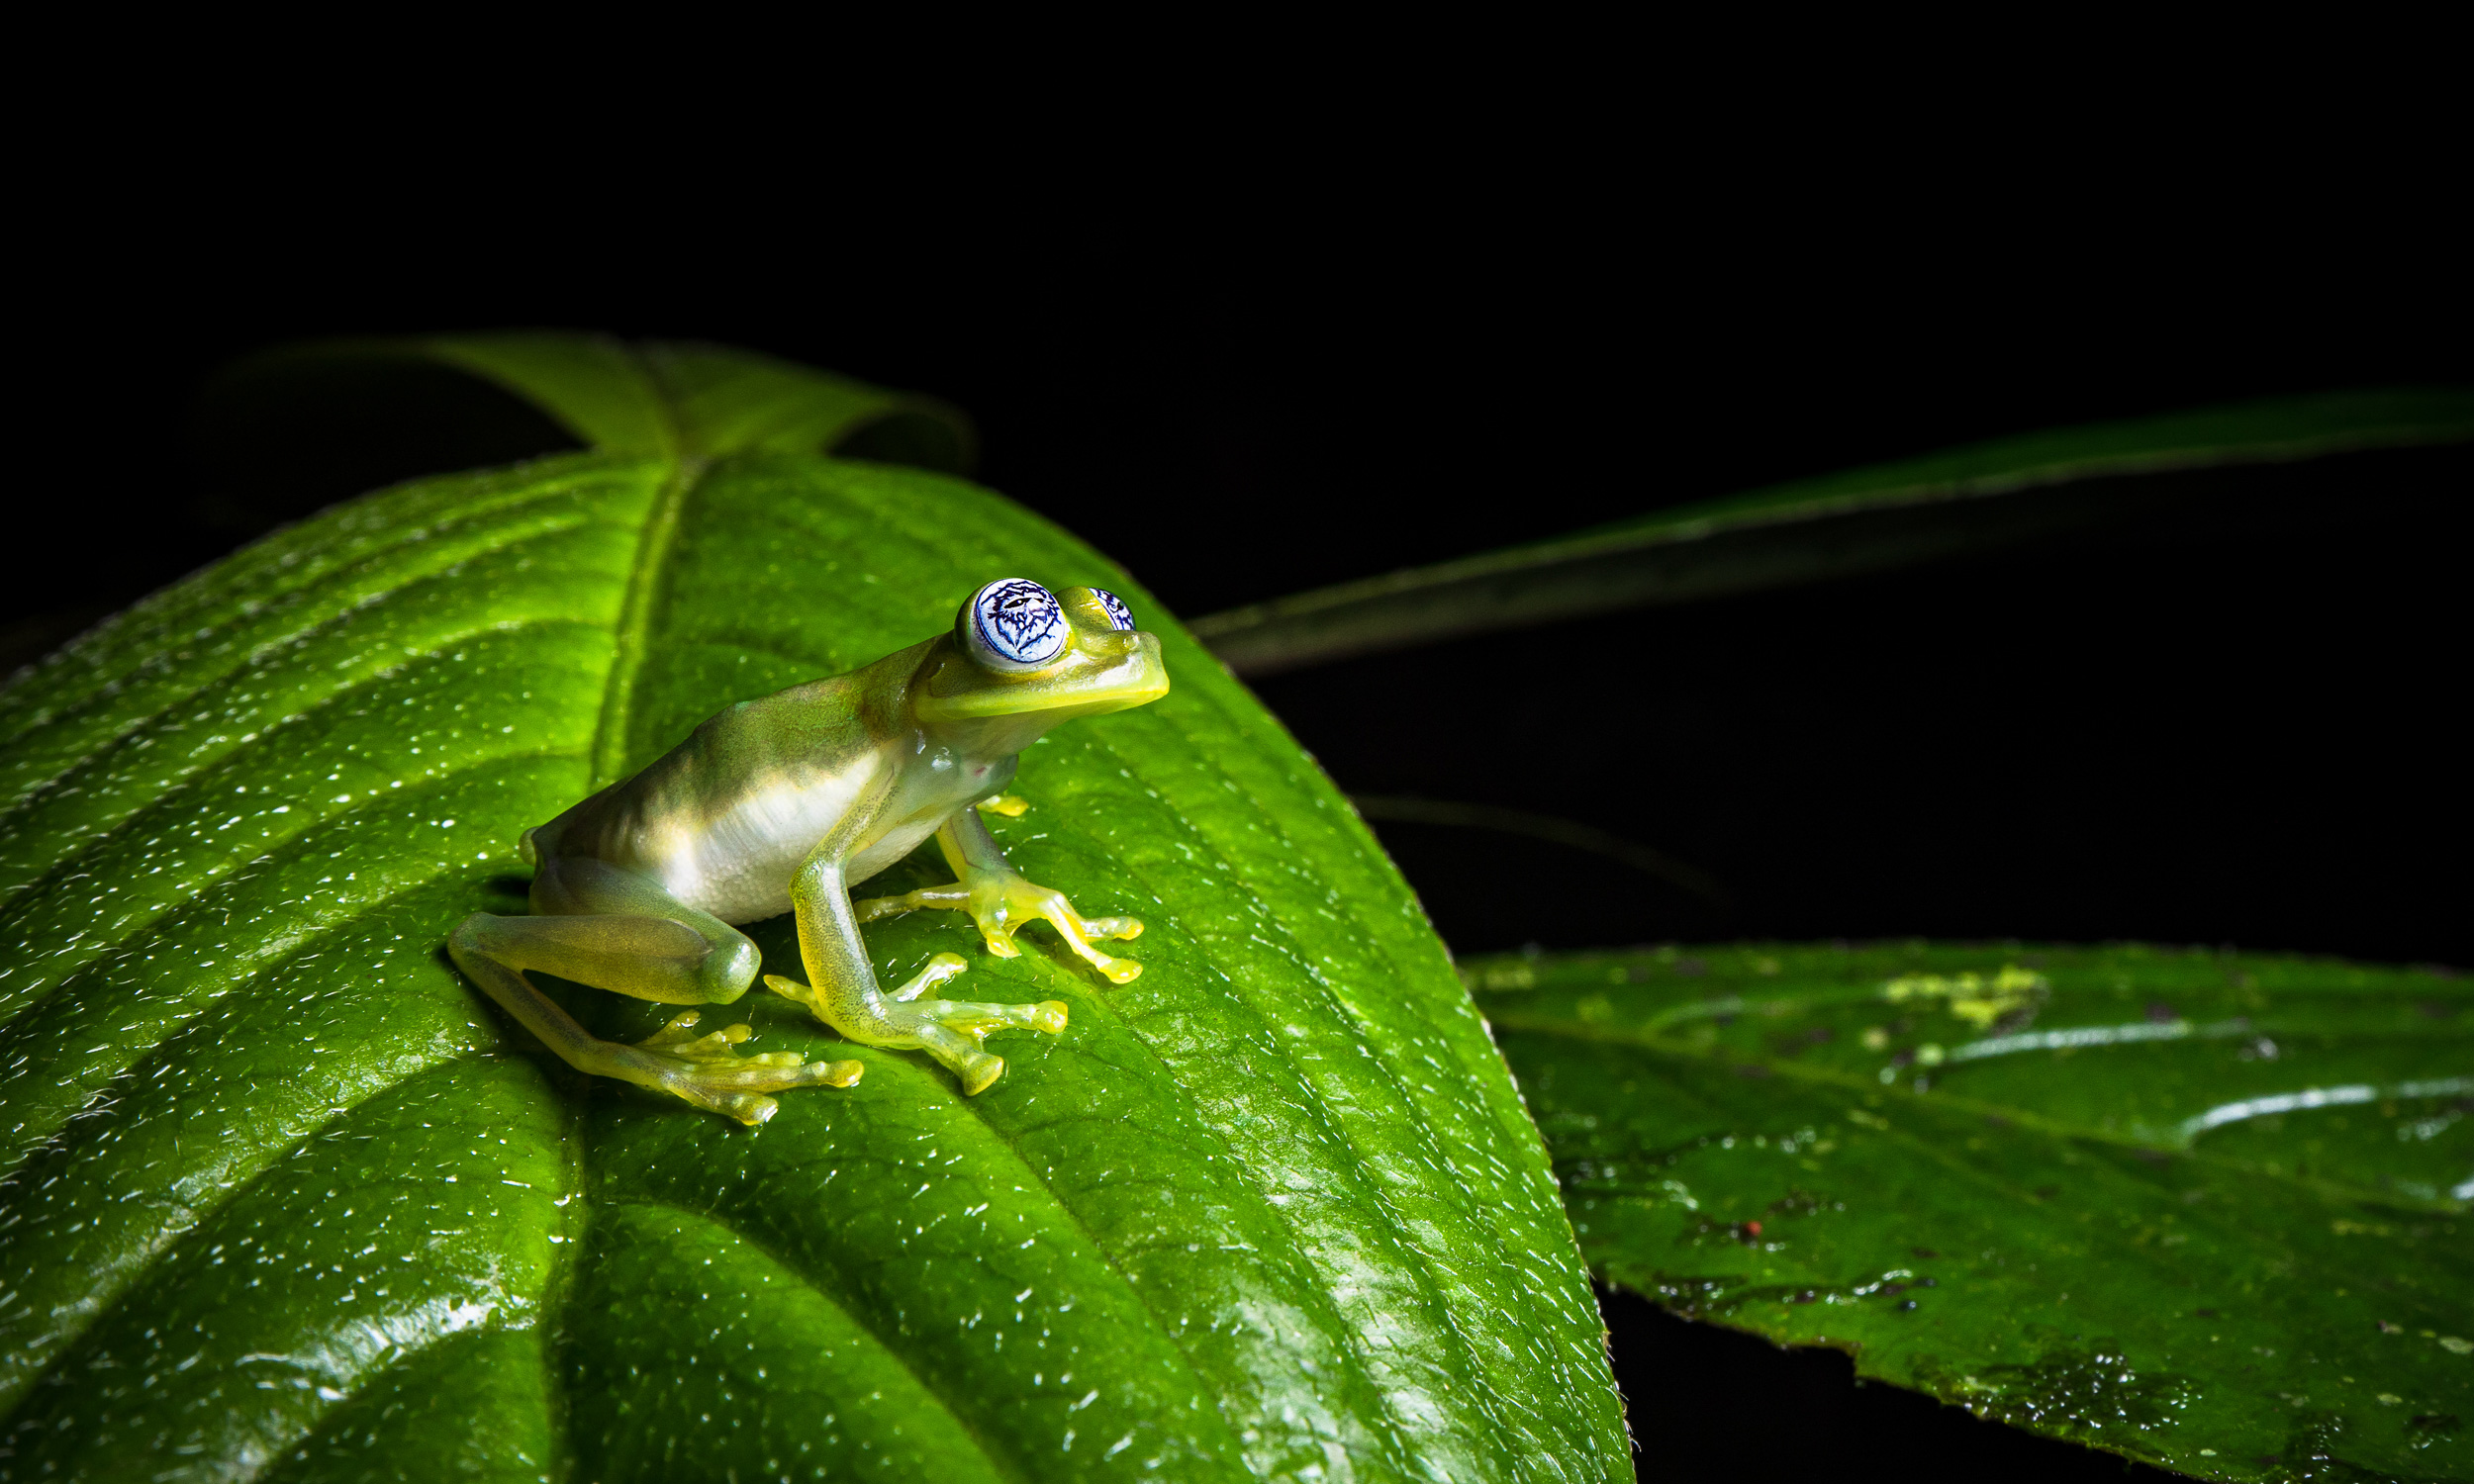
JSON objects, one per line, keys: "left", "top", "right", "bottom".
{"left": 449, "top": 858, "right": 862, "bottom": 1126}
{"left": 904, "top": 995, "right": 1071, "bottom": 1094}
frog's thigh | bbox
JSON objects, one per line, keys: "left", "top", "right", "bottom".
{"left": 481, "top": 857, "right": 760, "bottom": 1007}
{"left": 449, "top": 881, "right": 852, "bottom": 1127}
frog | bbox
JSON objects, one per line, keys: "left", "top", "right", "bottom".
{"left": 448, "top": 578, "right": 1170, "bottom": 1125}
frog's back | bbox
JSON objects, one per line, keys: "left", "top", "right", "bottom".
{"left": 526, "top": 676, "right": 887, "bottom": 922}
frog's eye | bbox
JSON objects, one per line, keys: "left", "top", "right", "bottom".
{"left": 1091, "top": 588, "right": 1138, "bottom": 632}
{"left": 965, "top": 578, "right": 1068, "bottom": 669}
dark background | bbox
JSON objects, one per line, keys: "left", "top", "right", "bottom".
{"left": 13, "top": 213, "right": 2466, "bottom": 1479}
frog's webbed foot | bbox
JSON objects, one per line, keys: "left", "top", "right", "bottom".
{"left": 764, "top": 954, "right": 1068, "bottom": 1097}
{"left": 978, "top": 874, "right": 1146, "bottom": 984}
{"left": 853, "top": 874, "right": 1145, "bottom": 985}
{"left": 891, "top": 995, "right": 1071, "bottom": 1096}
{"left": 628, "top": 1011, "right": 864, "bottom": 1126}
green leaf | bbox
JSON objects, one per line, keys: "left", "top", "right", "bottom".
{"left": 0, "top": 338, "right": 1626, "bottom": 1482}
{"left": 1191, "top": 388, "right": 2474, "bottom": 676}
{"left": 1470, "top": 941, "right": 2474, "bottom": 1480}
{"left": 227, "top": 329, "right": 978, "bottom": 470}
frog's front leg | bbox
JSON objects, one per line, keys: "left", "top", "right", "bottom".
{"left": 449, "top": 857, "right": 862, "bottom": 1127}
{"left": 774, "top": 853, "right": 1069, "bottom": 1096}
{"left": 853, "top": 808, "right": 1144, "bottom": 984}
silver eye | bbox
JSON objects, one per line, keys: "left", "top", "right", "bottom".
{"left": 967, "top": 578, "right": 1068, "bottom": 667}
{"left": 1092, "top": 588, "right": 1137, "bottom": 631}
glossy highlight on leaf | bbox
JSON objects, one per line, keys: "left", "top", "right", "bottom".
{"left": 1192, "top": 387, "right": 2474, "bottom": 676}
{"left": 0, "top": 338, "right": 1626, "bottom": 1482}
{"left": 1471, "top": 941, "right": 2473, "bottom": 1481}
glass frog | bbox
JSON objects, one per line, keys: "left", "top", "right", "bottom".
{"left": 449, "top": 579, "right": 1169, "bottom": 1125}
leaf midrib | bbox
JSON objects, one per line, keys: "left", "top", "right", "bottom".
{"left": 583, "top": 452, "right": 1290, "bottom": 1475}
{"left": 591, "top": 453, "right": 703, "bottom": 789}
{"left": 613, "top": 1196, "right": 1018, "bottom": 1482}
{"left": 715, "top": 453, "right": 1535, "bottom": 1465}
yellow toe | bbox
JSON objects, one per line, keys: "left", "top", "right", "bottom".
{"left": 961, "top": 1056, "right": 1005, "bottom": 1096}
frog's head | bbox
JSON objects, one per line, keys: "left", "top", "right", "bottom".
{"left": 913, "top": 577, "right": 1171, "bottom": 731}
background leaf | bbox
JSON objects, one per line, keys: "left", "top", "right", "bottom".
{"left": 226, "top": 331, "right": 979, "bottom": 471}
{"left": 0, "top": 339, "right": 1625, "bottom": 1482}
{"left": 1470, "top": 941, "right": 2473, "bottom": 1480}
{"left": 1192, "top": 388, "right": 2474, "bottom": 676}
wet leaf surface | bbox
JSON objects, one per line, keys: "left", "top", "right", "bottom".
{"left": 1470, "top": 941, "right": 2472, "bottom": 1482}
{"left": 0, "top": 338, "right": 1624, "bottom": 1482}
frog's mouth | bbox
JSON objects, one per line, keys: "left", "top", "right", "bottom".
{"left": 913, "top": 631, "right": 1171, "bottom": 723}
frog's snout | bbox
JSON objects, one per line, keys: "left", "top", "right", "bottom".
{"left": 1097, "top": 630, "right": 1171, "bottom": 707}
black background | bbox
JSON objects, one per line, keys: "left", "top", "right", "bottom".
{"left": 14, "top": 199, "right": 2466, "bottom": 1480}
